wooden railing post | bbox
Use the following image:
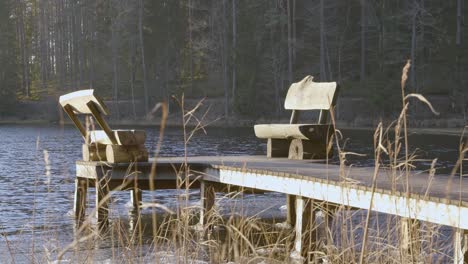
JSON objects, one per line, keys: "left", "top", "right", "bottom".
{"left": 199, "top": 181, "right": 215, "bottom": 228}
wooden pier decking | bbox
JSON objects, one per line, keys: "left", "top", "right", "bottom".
{"left": 75, "top": 155, "right": 468, "bottom": 263}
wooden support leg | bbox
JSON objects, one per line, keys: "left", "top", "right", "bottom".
{"left": 454, "top": 228, "right": 468, "bottom": 264}
{"left": 286, "top": 195, "right": 296, "bottom": 228}
{"left": 291, "top": 196, "right": 317, "bottom": 262}
{"left": 302, "top": 199, "right": 316, "bottom": 261}
{"left": 290, "top": 197, "right": 315, "bottom": 262}
{"left": 290, "top": 196, "right": 304, "bottom": 261}
{"left": 199, "top": 181, "right": 215, "bottom": 228}
{"left": 130, "top": 188, "right": 142, "bottom": 210}
{"left": 324, "top": 204, "right": 337, "bottom": 245}
{"left": 267, "top": 138, "right": 290, "bottom": 158}
{"left": 74, "top": 178, "right": 88, "bottom": 221}
{"left": 289, "top": 139, "right": 331, "bottom": 160}
{"left": 95, "top": 179, "right": 110, "bottom": 226}
{"left": 401, "top": 218, "right": 421, "bottom": 262}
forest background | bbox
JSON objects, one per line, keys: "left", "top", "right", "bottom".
{"left": 0, "top": 0, "right": 467, "bottom": 127}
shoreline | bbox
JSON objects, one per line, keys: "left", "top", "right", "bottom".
{"left": 1, "top": 118, "right": 466, "bottom": 137}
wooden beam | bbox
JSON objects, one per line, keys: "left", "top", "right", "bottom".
{"left": 106, "top": 145, "right": 149, "bottom": 163}
{"left": 95, "top": 178, "right": 110, "bottom": 226}
{"left": 290, "top": 196, "right": 315, "bottom": 261}
{"left": 74, "top": 178, "right": 88, "bottom": 221}
{"left": 87, "top": 101, "right": 117, "bottom": 145}
{"left": 318, "top": 109, "right": 328, "bottom": 124}
{"left": 82, "top": 143, "right": 107, "bottom": 161}
{"left": 401, "top": 218, "right": 421, "bottom": 262}
{"left": 287, "top": 194, "right": 296, "bottom": 228}
{"left": 200, "top": 181, "right": 216, "bottom": 228}
{"left": 130, "top": 188, "right": 142, "bottom": 210}
{"left": 290, "top": 109, "right": 300, "bottom": 124}
{"left": 63, "top": 104, "right": 87, "bottom": 139}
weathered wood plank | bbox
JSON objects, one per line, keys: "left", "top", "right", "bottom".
{"left": 106, "top": 144, "right": 148, "bottom": 163}
{"left": 59, "top": 89, "right": 109, "bottom": 115}
{"left": 254, "top": 124, "right": 333, "bottom": 140}
{"left": 88, "top": 130, "right": 146, "bottom": 146}
{"left": 82, "top": 143, "right": 107, "bottom": 161}
{"left": 284, "top": 76, "right": 338, "bottom": 110}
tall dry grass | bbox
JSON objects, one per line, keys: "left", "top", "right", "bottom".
{"left": 3, "top": 61, "right": 466, "bottom": 264}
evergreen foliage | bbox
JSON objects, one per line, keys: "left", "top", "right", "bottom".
{"left": 0, "top": 0, "right": 18, "bottom": 115}
{"left": 3, "top": 0, "right": 468, "bottom": 118}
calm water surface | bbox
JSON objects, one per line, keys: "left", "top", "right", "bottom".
{"left": 0, "top": 124, "right": 462, "bottom": 261}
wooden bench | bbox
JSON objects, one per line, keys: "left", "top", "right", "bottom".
{"left": 59, "top": 89, "right": 148, "bottom": 163}
{"left": 254, "top": 76, "right": 339, "bottom": 159}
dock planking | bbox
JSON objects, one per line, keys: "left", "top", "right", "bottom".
{"left": 75, "top": 155, "right": 468, "bottom": 263}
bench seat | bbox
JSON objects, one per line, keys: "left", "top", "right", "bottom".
{"left": 254, "top": 124, "right": 333, "bottom": 141}
{"left": 88, "top": 129, "right": 146, "bottom": 145}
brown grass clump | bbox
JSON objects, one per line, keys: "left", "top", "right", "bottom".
{"left": 6, "top": 61, "right": 464, "bottom": 263}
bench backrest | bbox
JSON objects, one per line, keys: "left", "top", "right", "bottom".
{"left": 59, "top": 89, "right": 109, "bottom": 115}
{"left": 284, "top": 76, "right": 338, "bottom": 110}
{"left": 284, "top": 76, "right": 339, "bottom": 125}
{"left": 59, "top": 89, "right": 117, "bottom": 144}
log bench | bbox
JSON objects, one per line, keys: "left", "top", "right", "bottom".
{"left": 59, "top": 89, "right": 149, "bottom": 163}
{"left": 254, "top": 75, "right": 339, "bottom": 160}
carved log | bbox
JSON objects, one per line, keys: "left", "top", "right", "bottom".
{"left": 267, "top": 138, "right": 290, "bottom": 158}
{"left": 106, "top": 144, "right": 149, "bottom": 163}
{"left": 82, "top": 143, "right": 107, "bottom": 161}
{"left": 288, "top": 139, "right": 333, "bottom": 160}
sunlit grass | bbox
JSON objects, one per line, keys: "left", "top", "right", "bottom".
{"left": 2, "top": 61, "right": 466, "bottom": 263}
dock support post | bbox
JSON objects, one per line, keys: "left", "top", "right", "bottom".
{"left": 95, "top": 178, "right": 110, "bottom": 226}
{"left": 290, "top": 197, "right": 315, "bottom": 262}
{"left": 199, "top": 181, "right": 215, "bottom": 228}
{"left": 74, "top": 177, "right": 88, "bottom": 221}
{"left": 287, "top": 195, "right": 296, "bottom": 228}
{"left": 401, "top": 218, "right": 421, "bottom": 262}
{"left": 130, "top": 188, "right": 142, "bottom": 210}
{"left": 323, "top": 204, "right": 337, "bottom": 246}
{"left": 454, "top": 228, "right": 468, "bottom": 264}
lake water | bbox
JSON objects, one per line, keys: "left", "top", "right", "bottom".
{"left": 0, "top": 124, "right": 463, "bottom": 262}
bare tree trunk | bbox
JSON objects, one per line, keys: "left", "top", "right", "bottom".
{"left": 69, "top": 0, "right": 76, "bottom": 89}
{"left": 338, "top": 1, "right": 351, "bottom": 83}
{"left": 111, "top": 9, "right": 120, "bottom": 119}
{"left": 38, "top": 0, "right": 47, "bottom": 91}
{"left": 270, "top": 5, "right": 281, "bottom": 118}
{"left": 130, "top": 36, "right": 137, "bottom": 119}
{"left": 319, "top": 0, "right": 326, "bottom": 81}
{"left": 78, "top": 0, "right": 84, "bottom": 87}
{"left": 287, "top": 0, "right": 292, "bottom": 84}
{"left": 456, "top": 0, "right": 464, "bottom": 113}
{"left": 16, "top": 0, "right": 30, "bottom": 97}
{"left": 379, "top": 0, "right": 385, "bottom": 73}
{"left": 138, "top": 0, "right": 149, "bottom": 113}
{"left": 231, "top": 0, "right": 236, "bottom": 112}
{"left": 57, "top": 0, "right": 65, "bottom": 91}
{"left": 360, "top": 0, "right": 366, "bottom": 84}
{"left": 188, "top": 0, "right": 193, "bottom": 93}
{"left": 222, "top": 0, "right": 229, "bottom": 117}
{"left": 292, "top": 0, "right": 296, "bottom": 62}
{"left": 457, "top": 0, "right": 463, "bottom": 47}
{"left": 410, "top": 1, "right": 417, "bottom": 91}
{"left": 88, "top": 0, "right": 96, "bottom": 89}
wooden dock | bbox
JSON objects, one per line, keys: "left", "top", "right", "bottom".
{"left": 75, "top": 155, "right": 468, "bottom": 263}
